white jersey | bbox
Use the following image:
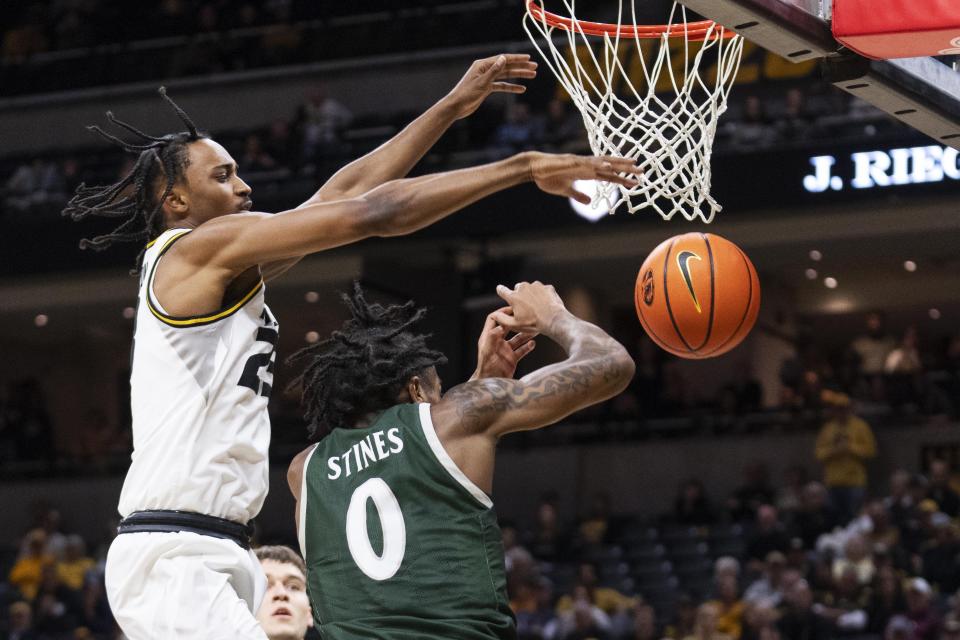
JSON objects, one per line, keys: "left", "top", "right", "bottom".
{"left": 117, "top": 228, "right": 278, "bottom": 524}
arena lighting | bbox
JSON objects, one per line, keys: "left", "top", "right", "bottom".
{"left": 929, "top": 308, "right": 942, "bottom": 320}
{"left": 305, "top": 331, "right": 319, "bottom": 343}
{"left": 903, "top": 260, "right": 917, "bottom": 272}
{"left": 824, "top": 277, "right": 838, "bottom": 289}
{"left": 805, "top": 268, "right": 818, "bottom": 280}
{"left": 568, "top": 180, "right": 610, "bottom": 222}
{"left": 34, "top": 314, "right": 48, "bottom": 327}
{"left": 304, "top": 291, "right": 319, "bottom": 303}
{"left": 122, "top": 307, "right": 135, "bottom": 319}
{"left": 803, "top": 144, "right": 960, "bottom": 193}
{"left": 809, "top": 250, "right": 822, "bottom": 261}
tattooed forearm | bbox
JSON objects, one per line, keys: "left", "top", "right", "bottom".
{"left": 445, "top": 347, "right": 633, "bottom": 432}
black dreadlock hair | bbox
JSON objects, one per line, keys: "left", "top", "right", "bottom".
{"left": 61, "top": 87, "right": 206, "bottom": 271}
{"left": 287, "top": 283, "right": 448, "bottom": 440}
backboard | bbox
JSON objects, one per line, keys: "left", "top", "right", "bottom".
{"left": 679, "top": 0, "right": 960, "bottom": 149}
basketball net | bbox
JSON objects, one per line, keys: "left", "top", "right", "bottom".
{"left": 524, "top": 1, "right": 744, "bottom": 222}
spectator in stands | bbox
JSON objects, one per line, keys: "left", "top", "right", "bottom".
{"left": 685, "top": 602, "right": 733, "bottom": 640}
{"left": 674, "top": 479, "right": 717, "bottom": 526}
{"left": 832, "top": 534, "right": 875, "bottom": 585}
{"left": 920, "top": 517, "right": 960, "bottom": 594}
{"left": 709, "top": 574, "right": 745, "bottom": 639}
{"left": 515, "top": 576, "right": 557, "bottom": 640}
{"left": 792, "top": 482, "right": 839, "bottom": 550}
{"left": 3, "top": 600, "right": 36, "bottom": 640}
{"left": 26, "top": 507, "right": 67, "bottom": 561}
{"left": 744, "top": 552, "right": 788, "bottom": 609}
{"left": 9, "top": 530, "right": 53, "bottom": 600}
{"left": 905, "top": 578, "right": 941, "bottom": 640}
{"left": 775, "top": 466, "right": 808, "bottom": 516}
{"left": 727, "top": 95, "right": 776, "bottom": 150}
{"left": 850, "top": 312, "right": 896, "bottom": 400}
{"left": 297, "top": 85, "right": 353, "bottom": 165}
{"left": 714, "top": 557, "right": 741, "bottom": 584}
{"left": 927, "top": 460, "right": 960, "bottom": 518}
{"left": 555, "top": 563, "right": 635, "bottom": 617}
{"left": 819, "top": 564, "right": 870, "bottom": 634}
{"left": 666, "top": 595, "right": 698, "bottom": 640}
{"left": 867, "top": 566, "right": 908, "bottom": 636}
{"left": 729, "top": 463, "right": 775, "bottom": 522}
{"left": 489, "top": 102, "right": 543, "bottom": 159}
{"left": 546, "top": 585, "right": 612, "bottom": 639}
{"left": 541, "top": 99, "right": 587, "bottom": 153}
{"left": 242, "top": 133, "right": 279, "bottom": 173}
{"left": 777, "top": 579, "right": 832, "bottom": 640}
{"left": 254, "top": 545, "right": 313, "bottom": 640}
{"left": 942, "top": 617, "right": 960, "bottom": 640}
{"left": 866, "top": 499, "right": 902, "bottom": 553}
{"left": 885, "top": 327, "right": 923, "bottom": 375}
{"left": 630, "top": 602, "right": 660, "bottom": 640}
{"left": 527, "top": 500, "right": 568, "bottom": 561}
{"left": 746, "top": 505, "right": 790, "bottom": 562}
{"left": 815, "top": 391, "right": 876, "bottom": 522}
{"left": 32, "top": 563, "right": 82, "bottom": 636}
{"left": 776, "top": 88, "right": 817, "bottom": 143}
{"left": 265, "top": 118, "right": 300, "bottom": 169}
{"left": 886, "top": 469, "right": 918, "bottom": 532}
{"left": 577, "top": 492, "right": 612, "bottom": 547}
{"left": 55, "top": 536, "right": 93, "bottom": 593}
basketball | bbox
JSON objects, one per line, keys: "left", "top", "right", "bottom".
{"left": 634, "top": 233, "right": 760, "bottom": 359}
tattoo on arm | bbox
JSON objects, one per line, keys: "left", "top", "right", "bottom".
{"left": 444, "top": 346, "right": 625, "bottom": 433}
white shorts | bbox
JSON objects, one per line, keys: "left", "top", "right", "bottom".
{"left": 105, "top": 531, "right": 268, "bottom": 640}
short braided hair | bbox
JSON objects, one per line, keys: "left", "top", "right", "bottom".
{"left": 61, "top": 87, "right": 206, "bottom": 270}
{"left": 287, "top": 282, "right": 447, "bottom": 440}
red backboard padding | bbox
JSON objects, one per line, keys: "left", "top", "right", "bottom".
{"left": 832, "top": 0, "right": 960, "bottom": 59}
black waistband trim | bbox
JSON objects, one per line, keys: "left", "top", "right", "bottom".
{"left": 117, "top": 510, "right": 253, "bottom": 549}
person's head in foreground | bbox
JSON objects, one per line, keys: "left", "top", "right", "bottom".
{"left": 255, "top": 545, "right": 313, "bottom": 640}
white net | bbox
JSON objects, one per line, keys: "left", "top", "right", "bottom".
{"left": 524, "top": 1, "right": 744, "bottom": 222}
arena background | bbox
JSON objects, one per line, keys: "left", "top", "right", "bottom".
{"left": 1, "top": 1, "right": 959, "bottom": 638}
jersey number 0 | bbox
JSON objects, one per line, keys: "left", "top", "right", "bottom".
{"left": 345, "top": 478, "right": 406, "bottom": 581}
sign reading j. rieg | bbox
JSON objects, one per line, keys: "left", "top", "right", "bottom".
{"left": 803, "top": 145, "right": 960, "bottom": 193}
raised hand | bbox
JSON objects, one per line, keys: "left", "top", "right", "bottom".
{"left": 471, "top": 310, "right": 537, "bottom": 380}
{"left": 443, "top": 54, "right": 538, "bottom": 120}
{"left": 491, "top": 281, "right": 568, "bottom": 334}
{"left": 527, "top": 153, "right": 643, "bottom": 204}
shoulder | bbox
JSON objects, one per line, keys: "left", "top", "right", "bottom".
{"left": 287, "top": 444, "right": 318, "bottom": 499}
{"left": 432, "top": 377, "right": 523, "bottom": 432}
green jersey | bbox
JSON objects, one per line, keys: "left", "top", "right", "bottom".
{"left": 298, "top": 402, "right": 516, "bottom": 640}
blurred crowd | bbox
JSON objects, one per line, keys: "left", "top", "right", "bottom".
{"left": 502, "top": 461, "right": 960, "bottom": 640}
{"left": 3, "top": 457, "right": 957, "bottom": 639}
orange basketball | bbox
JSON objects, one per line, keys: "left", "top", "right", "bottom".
{"left": 634, "top": 233, "right": 760, "bottom": 359}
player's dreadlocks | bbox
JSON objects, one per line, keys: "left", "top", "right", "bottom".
{"left": 287, "top": 283, "right": 448, "bottom": 440}
{"left": 61, "top": 87, "right": 206, "bottom": 270}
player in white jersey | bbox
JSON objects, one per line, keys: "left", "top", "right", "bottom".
{"left": 63, "top": 56, "right": 640, "bottom": 639}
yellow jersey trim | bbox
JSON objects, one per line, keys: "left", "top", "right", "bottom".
{"left": 145, "top": 229, "right": 264, "bottom": 328}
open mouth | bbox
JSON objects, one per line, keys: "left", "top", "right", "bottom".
{"left": 240, "top": 199, "right": 253, "bottom": 211}
{"left": 272, "top": 607, "right": 292, "bottom": 618}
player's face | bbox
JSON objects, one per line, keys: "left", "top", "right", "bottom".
{"left": 182, "top": 138, "right": 253, "bottom": 223}
{"left": 256, "top": 559, "right": 313, "bottom": 640}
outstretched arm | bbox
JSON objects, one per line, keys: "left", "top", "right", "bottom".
{"left": 261, "top": 54, "right": 537, "bottom": 281}
{"left": 302, "top": 54, "right": 536, "bottom": 205}
{"left": 197, "top": 153, "right": 640, "bottom": 272}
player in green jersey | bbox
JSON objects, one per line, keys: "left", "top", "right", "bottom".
{"left": 287, "top": 281, "right": 634, "bottom": 639}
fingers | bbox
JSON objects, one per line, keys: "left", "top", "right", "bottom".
{"left": 485, "top": 55, "right": 507, "bottom": 75}
{"left": 491, "top": 82, "right": 527, "bottom": 94}
{"left": 568, "top": 188, "right": 591, "bottom": 205}
{"left": 498, "top": 63, "right": 538, "bottom": 80}
{"left": 508, "top": 332, "right": 537, "bottom": 349}
{"left": 496, "top": 284, "right": 515, "bottom": 304}
{"left": 514, "top": 339, "right": 536, "bottom": 360}
{"left": 598, "top": 156, "right": 643, "bottom": 174}
{"left": 491, "top": 309, "right": 520, "bottom": 330}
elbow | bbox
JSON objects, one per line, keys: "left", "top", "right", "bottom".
{"left": 359, "top": 187, "right": 413, "bottom": 237}
{"left": 606, "top": 345, "right": 636, "bottom": 394}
